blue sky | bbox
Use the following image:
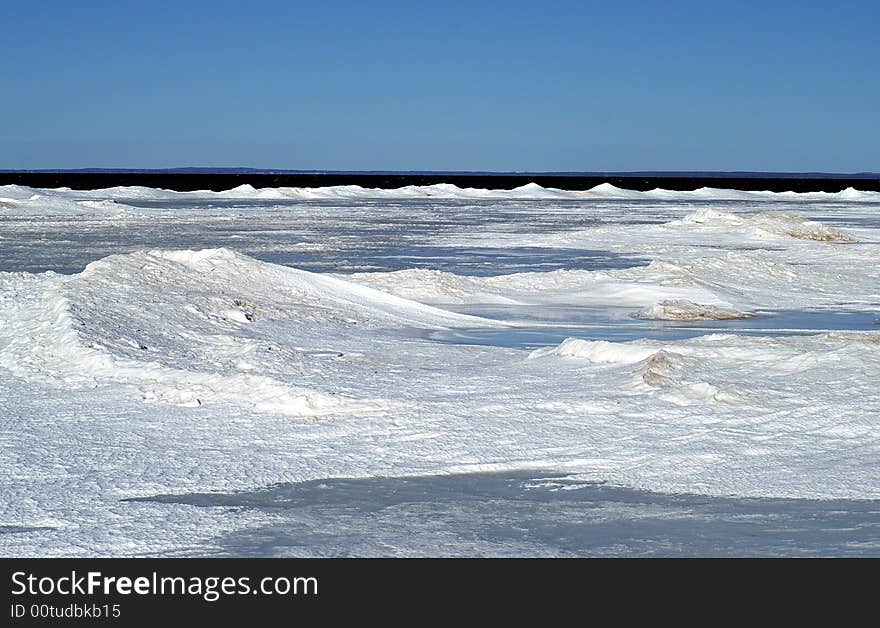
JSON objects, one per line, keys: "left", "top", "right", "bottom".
{"left": 2, "top": 0, "right": 878, "bottom": 172}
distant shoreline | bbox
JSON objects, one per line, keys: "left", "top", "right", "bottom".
{"left": 2, "top": 170, "right": 879, "bottom": 193}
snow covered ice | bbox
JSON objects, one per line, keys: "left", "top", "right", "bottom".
{"left": 1, "top": 182, "right": 880, "bottom": 556}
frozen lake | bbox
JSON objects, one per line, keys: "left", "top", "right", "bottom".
{"left": 1, "top": 182, "right": 879, "bottom": 556}
{"left": 134, "top": 472, "right": 880, "bottom": 557}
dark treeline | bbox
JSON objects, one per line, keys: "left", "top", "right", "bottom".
{"left": 1, "top": 171, "right": 879, "bottom": 193}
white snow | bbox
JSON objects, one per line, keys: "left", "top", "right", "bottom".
{"left": 638, "top": 300, "right": 753, "bottom": 321}
{"left": 675, "top": 207, "right": 858, "bottom": 242}
{"left": 1, "top": 182, "right": 880, "bottom": 556}
{"left": 3, "top": 181, "right": 880, "bottom": 206}
{"left": 529, "top": 338, "right": 661, "bottom": 363}
{"left": 343, "top": 267, "right": 731, "bottom": 309}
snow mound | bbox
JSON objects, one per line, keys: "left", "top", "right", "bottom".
{"left": 5, "top": 182, "right": 879, "bottom": 207}
{"left": 0, "top": 249, "right": 499, "bottom": 416}
{"left": 639, "top": 299, "right": 753, "bottom": 321}
{"left": 587, "top": 182, "right": 633, "bottom": 198}
{"left": 679, "top": 208, "right": 857, "bottom": 242}
{"left": 0, "top": 191, "right": 134, "bottom": 216}
{"left": 633, "top": 350, "right": 744, "bottom": 404}
{"left": 643, "top": 185, "right": 880, "bottom": 203}
{"left": 136, "top": 248, "right": 497, "bottom": 328}
{"left": 76, "top": 199, "right": 132, "bottom": 212}
{"left": 344, "top": 266, "right": 727, "bottom": 309}
{"left": 0, "top": 184, "right": 38, "bottom": 200}
{"left": 529, "top": 338, "right": 661, "bottom": 364}
{"left": 343, "top": 268, "right": 522, "bottom": 304}
{"left": 0, "top": 273, "right": 380, "bottom": 417}
{"left": 529, "top": 335, "right": 764, "bottom": 406}
{"left": 638, "top": 349, "right": 680, "bottom": 385}
{"left": 634, "top": 251, "right": 877, "bottom": 313}
{"left": 821, "top": 332, "right": 880, "bottom": 343}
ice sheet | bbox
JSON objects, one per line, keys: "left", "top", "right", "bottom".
{"left": 1, "top": 183, "right": 879, "bottom": 556}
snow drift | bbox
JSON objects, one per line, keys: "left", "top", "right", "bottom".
{"left": 0, "top": 249, "right": 499, "bottom": 416}
{"left": 677, "top": 208, "right": 858, "bottom": 242}
{"left": 639, "top": 299, "right": 754, "bottom": 321}
{"left": 3, "top": 181, "right": 880, "bottom": 208}
{"left": 3, "top": 183, "right": 880, "bottom": 558}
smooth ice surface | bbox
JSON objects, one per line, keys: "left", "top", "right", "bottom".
{"left": 132, "top": 472, "right": 880, "bottom": 557}
{"left": 2, "top": 182, "right": 880, "bottom": 556}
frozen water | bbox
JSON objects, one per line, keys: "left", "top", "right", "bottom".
{"left": 132, "top": 472, "right": 880, "bottom": 557}
{"left": 2, "top": 182, "right": 880, "bottom": 556}
{"left": 431, "top": 309, "right": 880, "bottom": 349}
{"left": 0, "top": 196, "right": 651, "bottom": 275}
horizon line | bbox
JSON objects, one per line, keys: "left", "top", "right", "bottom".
{"left": 1, "top": 168, "right": 879, "bottom": 178}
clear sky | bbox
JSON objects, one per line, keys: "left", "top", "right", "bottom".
{"left": 2, "top": 0, "right": 878, "bottom": 172}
